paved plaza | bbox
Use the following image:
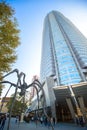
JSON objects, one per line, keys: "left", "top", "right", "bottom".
{"left": 3, "top": 118, "right": 87, "bottom": 130}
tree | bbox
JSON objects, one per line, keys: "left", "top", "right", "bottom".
{"left": 6, "top": 94, "right": 27, "bottom": 116}
{"left": 0, "top": 1, "right": 20, "bottom": 94}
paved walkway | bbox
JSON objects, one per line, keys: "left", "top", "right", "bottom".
{"left": 3, "top": 118, "right": 87, "bottom": 130}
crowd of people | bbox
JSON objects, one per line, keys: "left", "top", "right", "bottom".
{"left": 31, "top": 115, "right": 56, "bottom": 128}
{"left": 0, "top": 114, "right": 6, "bottom": 130}
{"left": 75, "top": 115, "right": 86, "bottom": 127}
{"left": 30, "top": 114, "right": 86, "bottom": 128}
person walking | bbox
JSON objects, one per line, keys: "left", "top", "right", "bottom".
{"left": 79, "top": 116, "right": 85, "bottom": 127}
{"left": 44, "top": 116, "right": 47, "bottom": 126}
{"left": 40, "top": 116, "right": 43, "bottom": 125}
{"left": 53, "top": 117, "right": 56, "bottom": 126}
{"left": 15, "top": 116, "right": 18, "bottom": 123}
{"left": 0, "top": 115, "right": 6, "bottom": 130}
{"left": 47, "top": 117, "right": 51, "bottom": 129}
{"left": 0, "top": 115, "right": 2, "bottom": 125}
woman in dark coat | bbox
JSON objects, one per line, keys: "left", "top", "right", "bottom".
{"left": 0, "top": 115, "right": 6, "bottom": 130}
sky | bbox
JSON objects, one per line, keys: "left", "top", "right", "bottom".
{"left": 1, "top": 0, "right": 87, "bottom": 97}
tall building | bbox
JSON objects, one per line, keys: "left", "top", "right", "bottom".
{"left": 40, "top": 11, "right": 87, "bottom": 86}
{"left": 28, "top": 11, "right": 87, "bottom": 122}
{"left": 40, "top": 11, "right": 87, "bottom": 121}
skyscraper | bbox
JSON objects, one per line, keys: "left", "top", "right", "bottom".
{"left": 27, "top": 11, "right": 87, "bottom": 122}
{"left": 27, "top": 11, "right": 87, "bottom": 121}
{"left": 40, "top": 11, "right": 87, "bottom": 86}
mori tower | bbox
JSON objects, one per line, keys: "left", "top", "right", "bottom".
{"left": 27, "top": 11, "right": 87, "bottom": 122}
{"left": 40, "top": 11, "right": 87, "bottom": 86}
{"left": 39, "top": 11, "right": 87, "bottom": 121}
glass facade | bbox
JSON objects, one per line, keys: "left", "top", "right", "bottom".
{"left": 40, "top": 11, "right": 87, "bottom": 86}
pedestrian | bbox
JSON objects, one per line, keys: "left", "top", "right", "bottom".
{"left": 53, "top": 117, "right": 56, "bottom": 126}
{"left": 34, "top": 115, "right": 38, "bottom": 127}
{"left": 0, "top": 116, "right": 2, "bottom": 125}
{"left": 50, "top": 117, "right": 53, "bottom": 126}
{"left": 75, "top": 115, "right": 79, "bottom": 125}
{"left": 15, "top": 116, "right": 18, "bottom": 123}
{"left": 79, "top": 116, "right": 85, "bottom": 127}
{"left": 18, "top": 115, "right": 21, "bottom": 123}
{"left": 47, "top": 117, "right": 51, "bottom": 128}
{"left": 44, "top": 116, "right": 47, "bottom": 126}
{"left": 0, "top": 115, "right": 6, "bottom": 130}
{"left": 40, "top": 116, "right": 43, "bottom": 125}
